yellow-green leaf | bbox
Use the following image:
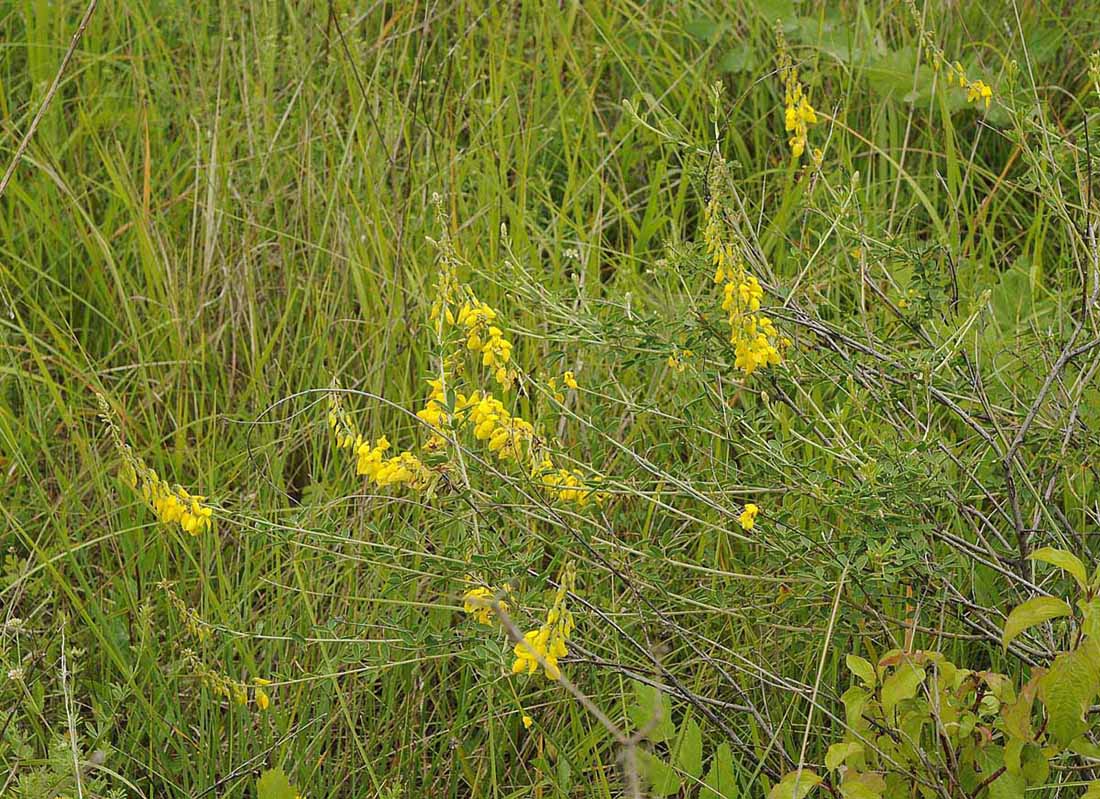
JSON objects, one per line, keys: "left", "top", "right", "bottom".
{"left": 846, "top": 654, "right": 876, "bottom": 688}
{"left": 881, "top": 662, "right": 925, "bottom": 721}
{"left": 1039, "top": 645, "right": 1100, "bottom": 746}
{"left": 1002, "top": 597, "right": 1072, "bottom": 651}
{"left": 639, "top": 751, "right": 681, "bottom": 797}
{"left": 768, "top": 770, "right": 822, "bottom": 799}
{"left": 257, "top": 768, "right": 297, "bottom": 799}
{"left": 826, "top": 742, "right": 864, "bottom": 771}
{"left": 701, "top": 742, "right": 739, "bottom": 799}
{"left": 1030, "top": 547, "right": 1088, "bottom": 591}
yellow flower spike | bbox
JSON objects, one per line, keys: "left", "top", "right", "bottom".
{"left": 739, "top": 503, "right": 760, "bottom": 531}
{"left": 511, "top": 562, "right": 577, "bottom": 681}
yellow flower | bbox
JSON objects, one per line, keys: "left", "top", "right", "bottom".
{"left": 705, "top": 181, "right": 785, "bottom": 378}
{"left": 256, "top": 689, "right": 270, "bottom": 711}
{"left": 966, "top": 79, "right": 992, "bottom": 109}
{"left": 522, "top": 714, "right": 534, "bottom": 729}
{"left": 463, "top": 584, "right": 509, "bottom": 625}
{"left": 511, "top": 563, "right": 576, "bottom": 681}
{"left": 739, "top": 503, "right": 759, "bottom": 531}
{"left": 563, "top": 371, "right": 578, "bottom": 390}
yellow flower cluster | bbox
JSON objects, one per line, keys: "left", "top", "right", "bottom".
{"left": 101, "top": 394, "right": 215, "bottom": 537}
{"left": 356, "top": 436, "right": 434, "bottom": 489}
{"left": 704, "top": 192, "right": 787, "bottom": 376}
{"left": 183, "top": 649, "right": 272, "bottom": 710}
{"left": 776, "top": 31, "right": 817, "bottom": 160}
{"left": 948, "top": 63, "right": 992, "bottom": 109}
{"left": 739, "top": 502, "right": 759, "bottom": 531}
{"left": 328, "top": 390, "right": 437, "bottom": 492}
{"left": 455, "top": 300, "right": 516, "bottom": 389}
{"left": 416, "top": 378, "right": 452, "bottom": 452}
{"left": 462, "top": 582, "right": 511, "bottom": 625}
{"left": 512, "top": 562, "right": 576, "bottom": 681}
{"left": 907, "top": 3, "right": 993, "bottom": 110}
{"left": 418, "top": 372, "right": 606, "bottom": 505}
{"left": 467, "top": 392, "right": 535, "bottom": 460}
{"left": 532, "top": 458, "right": 604, "bottom": 507}
{"left": 667, "top": 348, "right": 694, "bottom": 372}
{"left": 144, "top": 478, "right": 214, "bottom": 536}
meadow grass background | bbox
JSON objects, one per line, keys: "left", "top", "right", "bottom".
{"left": 3, "top": 0, "right": 1100, "bottom": 797}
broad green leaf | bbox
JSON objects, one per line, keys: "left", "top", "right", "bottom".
{"left": 826, "top": 741, "right": 863, "bottom": 771}
{"left": 846, "top": 654, "right": 876, "bottom": 688}
{"left": 638, "top": 751, "right": 681, "bottom": 797}
{"left": 1039, "top": 644, "right": 1100, "bottom": 746}
{"left": 1085, "top": 780, "right": 1100, "bottom": 798}
{"left": 1030, "top": 547, "right": 1088, "bottom": 590}
{"left": 840, "top": 686, "right": 870, "bottom": 729}
{"left": 673, "top": 717, "right": 703, "bottom": 779}
{"left": 718, "top": 45, "right": 756, "bottom": 74}
{"left": 768, "top": 770, "right": 822, "bottom": 799}
{"left": 1004, "top": 737, "right": 1024, "bottom": 775}
{"left": 1001, "top": 673, "right": 1040, "bottom": 740}
{"left": 257, "top": 768, "right": 297, "bottom": 799}
{"left": 1080, "top": 597, "right": 1100, "bottom": 640}
{"left": 839, "top": 772, "right": 885, "bottom": 799}
{"left": 628, "top": 681, "right": 676, "bottom": 743}
{"left": 1070, "top": 736, "right": 1100, "bottom": 758}
{"left": 701, "top": 742, "right": 739, "bottom": 799}
{"left": 1001, "top": 597, "right": 1072, "bottom": 651}
{"left": 881, "top": 663, "right": 925, "bottom": 720}
{"left": 1019, "top": 743, "right": 1049, "bottom": 786}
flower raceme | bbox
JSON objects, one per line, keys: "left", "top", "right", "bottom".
{"left": 775, "top": 30, "right": 817, "bottom": 160}
{"left": 100, "top": 396, "right": 215, "bottom": 536}
{"left": 455, "top": 299, "right": 516, "bottom": 389}
{"left": 328, "top": 390, "right": 436, "bottom": 492}
{"left": 704, "top": 189, "right": 788, "bottom": 376}
{"left": 462, "top": 582, "right": 511, "bottom": 625}
{"left": 512, "top": 562, "right": 576, "bottom": 681}
{"left": 739, "top": 502, "right": 759, "bottom": 531}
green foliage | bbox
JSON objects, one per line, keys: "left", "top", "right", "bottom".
{"left": 4, "top": 0, "right": 1100, "bottom": 797}
{"left": 257, "top": 768, "right": 298, "bottom": 799}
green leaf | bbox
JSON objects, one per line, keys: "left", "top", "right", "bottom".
{"left": 840, "top": 686, "right": 871, "bottom": 729}
{"left": 846, "top": 654, "right": 876, "bottom": 688}
{"left": 1085, "top": 780, "right": 1100, "bottom": 798}
{"left": 768, "top": 770, "right": 823, "bottom": 799}
{"left": 1029, "top": 547, "right": 1088, "bottom": 591}
{"left": 881, "top": 662, "right": 926, "bottom": 721}
{"left": 701, "top": 742, "right": 739, "bottom": 799}
{"left": 718, "top": 45, "right": 756, "bottom": 75}
{"left": 684, "top": 18, "right": 725, "bottom": 42}
{"left": 1080, "top": 597, "right": 1100, "bottom": 640}
{"left": 1069, "top": 736, "right": 1100, "bottom": 758}
{"left": 826, "top": 742, "right": 863, "bottom": 771}
{"left": 256, "top": 768, "right": 297, "bottom": 799}
{"left": 1001, "top": 596, "right": 1072, "bottom": 651}
{"left": 1001, "top": 673, "right": 1040, "bottom": 740}
{"left": 628, "top": 681, "right": 675, "bottom": 743}
{"left": 638, "top": 751, "right": 682, "bottom": 797}
{"left": 673, "top": 717, "right": 704, "bottom": 779}
{"left": 839, "top": 772, "right": 885, "bottom": 799}
{"left": 1019, "top": 743, "right": 1049, "bottom": 786}
{"left": 1039, "top": 644, "right": 1100, "bottom": 746}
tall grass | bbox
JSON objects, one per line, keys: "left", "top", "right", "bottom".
{"left": 3, "top": 1, "right": 1100, "bottom": 797}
